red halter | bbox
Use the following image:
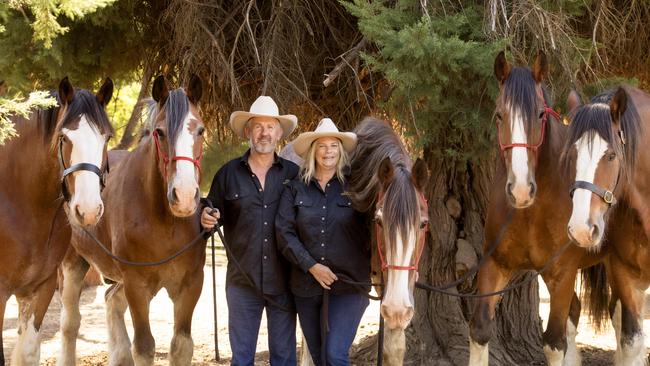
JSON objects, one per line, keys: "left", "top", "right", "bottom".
{"left": 375, "top": 191, "right": 429, "bottom": 272}
{"left": 497, "top": 99, "right": 561, "bottom": 155}
{"left": 152, "top": 130, "right": 203, "bottom": 179}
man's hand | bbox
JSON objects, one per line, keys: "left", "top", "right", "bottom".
{"left": 201, "top": 207, "right": 220, "bottom": 230}
{"left": 308, "top": 263, "right": 338, "bottom": 289}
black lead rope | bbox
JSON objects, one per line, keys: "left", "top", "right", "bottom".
{"left": 210, "top": 233, "right": 220, "bottom": 362}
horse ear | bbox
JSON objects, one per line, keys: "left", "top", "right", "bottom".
{"left": 96, "top": 77, "right": 114, "bottom": 106}
{"left": 532, "top": 50, "right": 548, "bottom": 83}
{"left": 186, "top": 74, "right": 203, "bottom": 104}
{"left": 378, "top": 157, "right": 394, "bottom": 187}
{"left": 566, "top": 89, "right": 582, "bottom": 113}
{"left": 412, "top": 158, "right": 429, "bottom": 192}
{"left": 152, "top": 75, "right": 169, "bottom": 104}
{"left": 494, "top": 51, "right": 510, "bottom": 84}
{"left": 58, "top": 76, "right": 75, "bottom": 105}
{"left": 610, "top": 87, "right": 628, "bottom": 126}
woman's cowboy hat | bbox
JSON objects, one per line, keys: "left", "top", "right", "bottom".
{"left": 229, "top": 96, "right": 297, "bottom": 138}
{"left": 292, "top": 118, "right": 357, "bottom": 158}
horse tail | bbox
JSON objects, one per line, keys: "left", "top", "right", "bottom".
{"left": 580, "top": 263, "right": 610, "bottom": 331}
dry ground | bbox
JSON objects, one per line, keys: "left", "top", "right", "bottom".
{"left": 2, "top": 247, "right": 649, "bottom": 365}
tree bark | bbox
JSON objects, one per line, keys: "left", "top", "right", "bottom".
{"left": 115, "top": 63, "right": 153, "bottom": 150}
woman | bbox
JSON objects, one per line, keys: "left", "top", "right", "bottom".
{"left": 276, "top": 118, "right": 371, "bottom": 366}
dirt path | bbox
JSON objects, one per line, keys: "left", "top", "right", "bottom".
{"left": 2, "top": 248, "right": 648, "bottom": 365}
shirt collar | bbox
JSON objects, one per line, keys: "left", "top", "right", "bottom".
{"left": 239, "top": 149, "right": 284, "bottom": 167}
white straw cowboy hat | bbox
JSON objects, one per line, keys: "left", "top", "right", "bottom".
{"left": 229, "top": 96, "right": 298, "bottom": 138}
{"left": 292, "top": 118, "right": 357, "bottom": 158}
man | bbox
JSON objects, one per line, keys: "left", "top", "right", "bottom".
{"left": 201, "top": 96, "right": 299, "bottom": 366}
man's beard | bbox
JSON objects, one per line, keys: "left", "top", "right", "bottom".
{"left": 251, "top": 138, "right": 277, "bottom": 154}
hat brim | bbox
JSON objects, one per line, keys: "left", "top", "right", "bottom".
{"left": 292, "top": 131, "right": 357, "bottom": 158}
{"left": 229, "top": 111, "right": 298, "bottom": 139}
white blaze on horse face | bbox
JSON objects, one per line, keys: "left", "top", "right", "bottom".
{"left": 63, "top": 116, "right": 105, "bottom": 226}
{"left": 568, "top": 134, "right": 608, "bottom": 248}
{"left": 468, "top": 339, "right": 489, "bottom": 366}
{"left": 170, "top": 111, "right": 199, "bottom": 216}
{"left": 381, "top": 226, "right": 416, "bottom": 330}
{"left": 508, "top": 106, "right": 533, "bottom": 205}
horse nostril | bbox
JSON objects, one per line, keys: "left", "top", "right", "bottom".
{"left": 529, "top": 181, "right": 537, "bottom": 196}
{"left": 589, "top": 224, "right": 600, "bottom": 241}
{"left": 194, "top": 188, "right": 199, "bottom": 200}
{"left": 75, "top": 205, "right": 84, "bottom": 221}
{"left": 506, "top": 182, "right": 513, "bottom": 196}
{"left": 171, "top": 188, "right": 179, "bottom": 204}
{"left": 97, "top": 203, "right": 104, "bottom": 218}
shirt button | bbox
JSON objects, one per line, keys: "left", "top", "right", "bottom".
{"left": 321, "top": 243, "right": 325, "bottom": 247}
{"left": 264, "top": 238, "right": 268, "bottom": 242}
{"left": 327, "top": 183, "right": 330, "bottom": 187}
{"left": 234, "top": 194, "right": 238, "bottom": 198}
{"left": 321, "top": 230, "right": 324, "bottom": 233}
{"left": 264, "top": 222, "right": 268, "bottom": 225}
{"left": 251, "top": 174, "right": 255, "bottom": 177}
{"left": 264, "top": 205, "right": 267, "bottom": 208}
{"left": 299, "top": 201, "right": 303, "bottom": 204}
{"left": 258, "top": 188, "right": 262, "bottom": 192}
{"left": 322, "top": 206, "right": 326, "bottom": 209}
{"left": 320, "top": 257, "right": 325, "bottom": 261}
{"left": 264, "top": 256, "right": 267, "bottom": 259}
{"left": 321, "top": 217, "right": 325, "bottom": 221}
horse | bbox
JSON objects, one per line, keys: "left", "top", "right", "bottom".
{"left": 0, "top": 77, "right": 113, "bottom": 365}
{"left": 562, "top": 85, "right": 650, "bottom": 365}
{"left": 467, "top": 51, "right": 606, "bottom": 366}
{"left": 57, "top": 74, "right": 206, "bottom": 366}
{"left": 346, "top": 117, "right": 429, "bottom": 366}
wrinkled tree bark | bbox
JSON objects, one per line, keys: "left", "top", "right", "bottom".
{"left": 352, "top": 151, "right": 545, "bottom": 365}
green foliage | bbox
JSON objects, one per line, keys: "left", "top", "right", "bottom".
{"left": 200, "top": 141, "right": 249, "bottom": 192}
{"left": 106, "top": 79, "right": 140, "bottom": 148}
{"left": 6, "top": 0, "right": 117, "bottom": 48}
{"left": 0, "top": 90, "right": 56, "bottom": 144}
{"left": 344, "top": 1, "right": 503, "bottom": 162}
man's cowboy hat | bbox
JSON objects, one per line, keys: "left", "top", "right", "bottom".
{"left": 292, "top": 118, "right": 357, "bottom": 158}
{"left": 229, "top": 96, "right": 297, "bottom": 138}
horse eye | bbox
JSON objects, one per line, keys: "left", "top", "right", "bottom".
{"left": 374, "top": 217, "right": 383, "bottom": 227}
{"left": 106, "top": 135, "right": 112, "bottom": 143}
{"left": 538, "top": 111, "right": 545, "bottom": 119}
{"left": 607, "top": 153, "right": 616, "bottom": 161}
{"left": 495, "top": 113, "right": 502, "bottom": 121}
{"left": 59, "top": 135, "right": 68, "bottom": 143}
{"left": 197, "top": 127, "right": 205, "bottom": 136}
{"left": 420, "top": 221, "right": 428, "bottom": 230}
{"left": 155, "top": 128, "right": 165, "bottom": 138}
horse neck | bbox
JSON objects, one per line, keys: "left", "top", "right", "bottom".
{"left": 536, "top": 117, "right": 568, "bottom": 191}
{"left": 627, "top": 90, "right": 650, "bottom": 203}
{"left": 0, "top": 116, "right": 60, "bottom": 202}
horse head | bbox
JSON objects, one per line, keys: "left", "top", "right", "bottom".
{"left": 374, "top": 157, "right": 429, "bottom": 330}
{"left": 494, "top": 51, "right": 558, "bottom": 208}
{"left": 565, "top": 87, "right": 638, "bottom": 249}
{"left": 54, "top": 77, "right": 114, "bottom": 227}
{"left": 150, "top": 74, "right": 205, "bottom": 217}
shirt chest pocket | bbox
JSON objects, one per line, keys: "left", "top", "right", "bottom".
{"left": 224, "top": 190, "right": 252, "bottom": 214}
{"left": 294, "top": 195, "right": 320, "bottom": 226}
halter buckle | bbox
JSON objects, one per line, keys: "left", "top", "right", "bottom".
{"left": 603, "top": 190, "right": 614, "bottom": 204}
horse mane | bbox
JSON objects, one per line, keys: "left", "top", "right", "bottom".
{"left": 562, "top": 87, "right": 641, "bottom": 180}
{"left": 58, "top": 89, "right": 114, "bottom": 135}
{"left": 348, "top": 117, "right": 419, "bottom": 252}
{"left": 36, "top": 91, "right": 61, "bottom": 141}
{"left": 502, "top": 67, "right": 554, "bottom": 141}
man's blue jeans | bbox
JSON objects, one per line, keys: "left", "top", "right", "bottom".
{"left": 295, "top": 292, "right": 369, "bottom": 366}
{"left": 226, "top": 285, "right": 297, "bottom": 366}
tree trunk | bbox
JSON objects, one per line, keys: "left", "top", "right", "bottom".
{"left": 115, "top": 63, "right": 153, "bottom": 150}
{"left": 351, "top": 151, "right": 545, "bottom": 365}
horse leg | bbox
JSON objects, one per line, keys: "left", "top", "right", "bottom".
{"left": 167, "top": 273, "right": 203, "bottom": 366}
{"left": 382, "top": 327, "right": 405, "bottom": 366}
{"left": 468, "top": 257, "right": 511, "bottom": 366}
{"left": 565, "top": 292, "right": 582, "bottom": 366}
{"left": 609, "top": 260, "right": 646, "bottom": 366}
{"left": 105, "top": 283, "right": 133, "bottom": 366}
{"left": 124, "top": 281, "right": 155, "bottom": 366}
{"left": 57, "top": 249, "right": 89, "bottom": 366}
{"left": 541, "top": 270, "right": 579, "bottom": 366}
{"left": 11, "top": 274, "right": 56, "bottom": 366}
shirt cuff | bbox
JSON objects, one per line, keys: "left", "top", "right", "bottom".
{"left": 298, "top": 254, "right": 317, "bottom": 273}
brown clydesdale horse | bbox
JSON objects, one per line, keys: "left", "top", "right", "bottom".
{"left": 563, "top": 85, "right": 650, "bottom": 365}
{"left": 0, "top": 78, "right": 113, "bottom": 365}
{"left": 467, "top": 52, "right": 605, "bottom": 366}
{"left": 347, "top": 117, "right": 429, "bottom": 366}
{"left": 57, "top": 75, "right": 206, "bottom": 366}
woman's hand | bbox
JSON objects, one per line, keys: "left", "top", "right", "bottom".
{"left": 201, "top": 207, "right": 220, "bottom": 230}
{"left": 308, "top": 263, "right": 338, "bottom": 289}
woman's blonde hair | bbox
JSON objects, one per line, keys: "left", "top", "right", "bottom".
{"left": 300, "top": 138, "right": 349, "bottom": 185}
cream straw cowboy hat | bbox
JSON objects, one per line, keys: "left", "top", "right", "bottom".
{"left": 229, "top": 96, "right": 297, "bottom": 138}
{"left": 292, "top": 118, "right": 357, "bottom": 158}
